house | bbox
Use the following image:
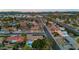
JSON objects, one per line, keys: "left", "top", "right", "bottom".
{"left": 6, "top": 36, "right": 25, "bottom": 43}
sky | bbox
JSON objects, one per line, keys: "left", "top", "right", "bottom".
{"left": 0, "top": 9, "right": 79, "bottom": 12}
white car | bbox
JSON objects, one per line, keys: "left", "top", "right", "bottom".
{"left": 62, "top": 31, "right": 69, "bottom": 37}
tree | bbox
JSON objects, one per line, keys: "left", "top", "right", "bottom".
{"left": 76, "top": 37, "right": 79, "bottom": 44}
{"left": 23, "top": 44, "right": 32, "bottom": 50}
{"left": 13, "top": 42, "right": 19, "bottom": 50}
{"left": 21, "top": 33, "right": 27, "bottom": 41}
{"left": 32, "top": 39, "right": 47, "bottom": 50}
{"left": 27, "top": 23, "right": 32, "bottom": 29}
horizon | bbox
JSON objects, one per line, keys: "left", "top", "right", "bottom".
{"left": 0, "top": 9, "right": 79, "bottom": 12}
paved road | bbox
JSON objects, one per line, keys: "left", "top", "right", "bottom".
{"left": 0, "top": 32, "right": 45, "bottom": 36}
{"left": 38, "top": 17, "right": 66, "bottom": 49}
{"left": 40, "top": 18, "right": 79, "bottom": 49}
{"left": 54, "top": 21, "right": 79, "bottom": 35}
{"left": 54, "top": 21, "right": 79, "bottom": 49}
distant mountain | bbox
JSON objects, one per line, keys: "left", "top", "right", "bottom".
{"left": 0, "top": 11, "right": 79, "bottom": 15}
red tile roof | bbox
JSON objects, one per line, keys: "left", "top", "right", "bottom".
{"left": 7, "top": 36, "right": 25, "bottom": 42}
